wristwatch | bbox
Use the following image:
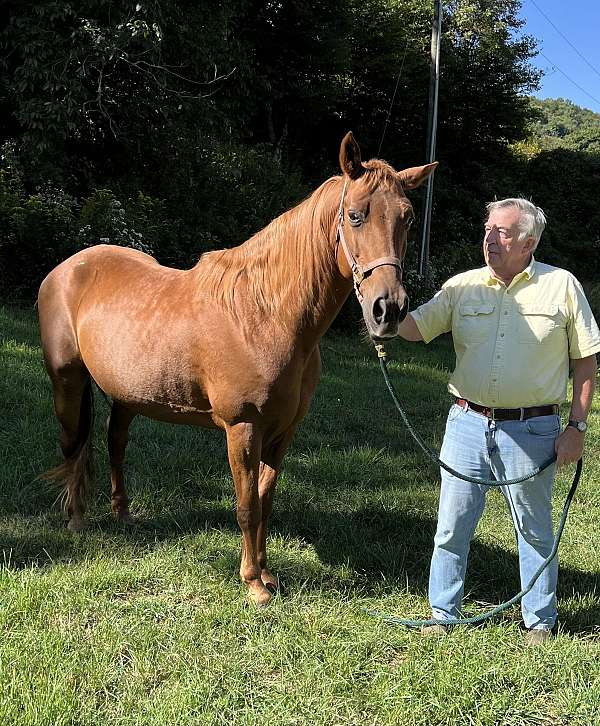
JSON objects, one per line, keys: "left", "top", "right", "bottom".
{"left": 567, "top": 419, "right": 588, "bottom": 433}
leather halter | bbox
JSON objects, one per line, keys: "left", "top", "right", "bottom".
{"left": 335, "top": 179, "right": 404, "bottom": 303}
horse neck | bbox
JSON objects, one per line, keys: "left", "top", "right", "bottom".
{"left": 195, "top": 177, "right": 353, "bottom": 349}
{"left": 255, "top": 180, "right": 355, "bottom": 347}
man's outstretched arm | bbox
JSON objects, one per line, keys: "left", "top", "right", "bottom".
{"left": 398, "top": 313, "right": 424, "bottom": 342}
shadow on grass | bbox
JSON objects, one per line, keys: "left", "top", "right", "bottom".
{"left": 3, "top": 494, "right": 598, "bottom": 634}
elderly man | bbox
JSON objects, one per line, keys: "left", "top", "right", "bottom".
{"left": 398, "top": 198, "right": 600, "bottom": 644}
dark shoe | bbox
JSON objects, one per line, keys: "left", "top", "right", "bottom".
{"left": 420, "top": 623, "right": 449, "bottom": 637}
{"left": 525, "top": 628, "right": 553, "bottom": 646}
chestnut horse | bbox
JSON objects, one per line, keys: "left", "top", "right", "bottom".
{"left": 38, "top": 133, "right": 436, "bottom": 605}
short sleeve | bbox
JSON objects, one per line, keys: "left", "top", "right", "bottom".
{"left": 411, "top": 285, "right": 453, "bottom": 344}
{"left": 566, "top": 275, "right": 600, "bottom": 359}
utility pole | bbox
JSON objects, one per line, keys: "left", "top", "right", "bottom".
{"left": 418, "top": 0, "right": 442, "bottom": 276}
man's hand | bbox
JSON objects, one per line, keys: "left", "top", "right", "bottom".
{"left": 554, "top": 426, "right": 584, "bottom": 468}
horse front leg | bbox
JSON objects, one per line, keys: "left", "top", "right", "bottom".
{"left": 257, "top": 429, "right": 297, "bottom": 593}
{"left": 225, "top": 421, "right": 272, "bottom": 606}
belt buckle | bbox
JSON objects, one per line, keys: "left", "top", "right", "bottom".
{"left": 490, "top": 407, "right": 496, "bottom": 421}
{"left": 519, "top": 407, "right": 525, "bottom": 421}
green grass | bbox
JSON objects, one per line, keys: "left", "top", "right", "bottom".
{"left": 1, "top": 303, "right": 599, "bottom": 725}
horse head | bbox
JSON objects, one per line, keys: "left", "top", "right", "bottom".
{"left": 336, "top": 132, "right": 437, "bottom": 339}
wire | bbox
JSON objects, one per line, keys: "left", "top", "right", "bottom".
{"left": 538, "top": 51, "right": 600, "bottom": 109}
{"left": 529, "top": 0, "right": 600, "bottom": 80}
{"left": 377, "top": 39, "right": 410, "bottom": 157}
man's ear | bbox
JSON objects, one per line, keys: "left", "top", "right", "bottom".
{"left": 398, "top": 162, "right": 438, "bottom": 189}
{"left": 339, "top": 132, "right": 363, "bottom": 179}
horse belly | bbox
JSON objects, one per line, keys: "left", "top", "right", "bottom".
{"left": 77, "top": 313, "right": 214, "bottom": 420}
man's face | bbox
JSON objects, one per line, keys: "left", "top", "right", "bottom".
{"left": 483, "top": 206, "right": 533, "bottom": 274}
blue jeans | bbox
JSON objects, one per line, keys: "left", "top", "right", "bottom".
{"left": 429, "top": 404, "right": 560, "bottom": 630}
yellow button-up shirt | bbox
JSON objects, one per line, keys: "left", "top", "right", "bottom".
{"left": 412, "top": 258, "right": 600, "bottom": 408}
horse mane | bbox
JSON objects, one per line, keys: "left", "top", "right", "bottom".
{"left": 194, "top": 159, "right": 403, "bottom": 328}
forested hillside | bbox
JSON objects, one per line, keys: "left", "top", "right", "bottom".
{"left": 528, "top": 98, "right": 600, "bottom": 154}
{"left": 0, "top": 1, "right": 598, "bottom": 306}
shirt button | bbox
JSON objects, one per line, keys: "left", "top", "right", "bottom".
{"left": 504, "top": 311, "right": 508, "bottom": 316}
{"left": 496, "top": 355, "right": 501, "bottom": 359}
{"left": 500, "top": 333, "right": 505, "bottom": 337}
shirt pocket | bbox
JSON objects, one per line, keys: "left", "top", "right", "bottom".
{"left": 455, "top": 302, "right": 495, "bottom": 342}
{"left": 516, "top": 303, "right": 560, "bottom": 344}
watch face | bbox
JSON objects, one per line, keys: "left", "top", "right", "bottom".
{"left": 570, "top": 420, "right": 588, "bottom": 432}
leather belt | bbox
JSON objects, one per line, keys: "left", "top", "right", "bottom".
{"left": 454, "top": 398, "right": 559, "bottom": 421}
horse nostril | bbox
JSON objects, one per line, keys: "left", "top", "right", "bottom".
{"left": 372, "top": 297, "right": 386, "bottom": 325}
{"left": 373, "top": 297, "right": 385, "bottom": 325}
{"left": 372, "top": 297, "right": 401, "bottom": 326}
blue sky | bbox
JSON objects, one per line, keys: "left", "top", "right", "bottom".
{"left": 518, "top": 0, "right": 600, "bottom": 113}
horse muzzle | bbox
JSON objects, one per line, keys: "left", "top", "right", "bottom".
{"left": 362, "top": 293, "right": 409, "bottom": 339}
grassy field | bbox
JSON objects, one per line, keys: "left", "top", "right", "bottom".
{"left": 1, "top": 303, "right": 599, "bottom": 726}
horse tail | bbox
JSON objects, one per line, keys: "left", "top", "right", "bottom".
{"left": 42, "top": 379, "right": 95, "bottom": 517}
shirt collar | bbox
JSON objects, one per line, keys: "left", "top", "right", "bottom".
{"left": 484, "top": 255, "right": 537, "bottom": 287}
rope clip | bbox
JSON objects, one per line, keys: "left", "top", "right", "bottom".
{"left": 374, "top": 343, "right": 387, "bottom": 359}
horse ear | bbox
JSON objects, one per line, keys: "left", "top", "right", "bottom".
{"left": 398, "top": 162, "right": 438, "bottom": 189}
{"left": 339, "top": 132, "right": 363, "bottom": 179}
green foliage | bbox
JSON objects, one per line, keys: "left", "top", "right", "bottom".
{"left": 0, "top": 0, "right": 596, "bottom": 307}
{"left": 509, "top": 146, "right": 600, "bottom": 284}
{"left": 77, "top": 189, "right": 152, "bottom": 254}
{"left": 583, "top": 281, "right": 600, "bottom": 323}
{"left": 0, "top": 164, "right": 78, "bottom": 299}
{"left": 526, "top": 98, "right": 600, "bottom": 154}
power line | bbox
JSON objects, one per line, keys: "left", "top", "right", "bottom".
{"left": 529, "top": 0, "right": 600, "bottom": 80}
{"left": 538, "top": 51, "right": 600, "bottom": 109}
{"left": 377, "top": 39, "right": 410, "bottom": 157}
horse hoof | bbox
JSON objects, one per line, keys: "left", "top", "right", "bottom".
{"left": 261, "top": 570, "right": 279, "bottom": 593}
{"left": 67, "top": 517, "right": 85, "bottom": 532}
{"left": 247, "top": 582, "right": 273, "bottom": 607}
{"left": 113, "top": 510, "right": 134, "bottom": 525}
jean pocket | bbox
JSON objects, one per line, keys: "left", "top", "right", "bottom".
{"left": 526, "top": 414, "right": 560, "bottom": 437}
{"left": 446, "top": 403, "right": 465, "bottom": 423}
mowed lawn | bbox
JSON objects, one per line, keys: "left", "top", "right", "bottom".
{"left": 1, "top": 303, "right": 599, "bottom": 726}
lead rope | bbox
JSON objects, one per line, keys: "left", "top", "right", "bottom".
{"left": 365, "top": 343, "right": 583, "bottom": 628}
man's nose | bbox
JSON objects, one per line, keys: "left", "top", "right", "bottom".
{"left": 485, "top": 227, "right": 499, "bottom": 244}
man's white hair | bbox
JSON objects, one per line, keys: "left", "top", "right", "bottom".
{"left": 486, "top": 198, "right": 546, "bottom": 250}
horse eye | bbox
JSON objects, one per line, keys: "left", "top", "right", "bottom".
{"left": 348, "top": 210, "right": 364, "bottom": 227}
{"left": 406, "top": 215, "right": 415, "bottom": 228}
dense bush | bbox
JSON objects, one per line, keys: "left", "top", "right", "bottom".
{"left": 0, "top": 140, "right": 308, "bottom": 299}
{"left": 0, "top": 163, "right": 78, "bottom": 298}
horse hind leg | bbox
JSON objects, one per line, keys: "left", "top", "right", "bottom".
{"left": 107, "top": 402, "right": 135, "bottom": 523}
{"left": 256, "top": 461, "right": 279, "bottom": 592}
{"left": 43, "top": 361, "right": 95, "bottom": 532}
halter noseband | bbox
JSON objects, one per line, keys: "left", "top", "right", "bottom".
{"left": 335, "top": 179, "right": 404, "bottom": 304}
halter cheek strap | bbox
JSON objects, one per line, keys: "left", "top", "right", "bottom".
{"left": 335, "top": 180, "right": 404, "bottom": 304}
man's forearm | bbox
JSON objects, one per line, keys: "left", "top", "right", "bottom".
{"left": 397, "top": 313, "right": 424, "bottom": 342}
{"left": 569, "top": 355, "right": 597, "bottom": 421}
